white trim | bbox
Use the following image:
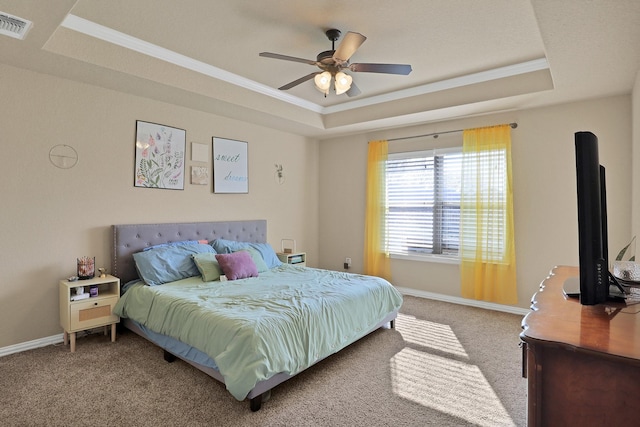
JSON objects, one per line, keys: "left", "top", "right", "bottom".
{"left": 390, "top": 253, "right": 460, "bottom": 265}
{"left": 60, "top": 14, "right": 322, "bottom": 113}
{"left": 323, "top": 58, "right": 550, "bottom": 114}
{"left": 59, "top": 14, "right": 549, "bottom": 118}
{"left": 0, "top": 333, "right": 64, "bottom": 358}
{"left": 396, "top": 286, "right": 530, "bottom": 316}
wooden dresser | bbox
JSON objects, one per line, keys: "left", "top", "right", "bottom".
{"left": 520, "top": 265, "right": 640, "bottom": 426}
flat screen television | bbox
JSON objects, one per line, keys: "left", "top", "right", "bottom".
{"left": 567, "top": 131, "right": 626, "bottom": 305}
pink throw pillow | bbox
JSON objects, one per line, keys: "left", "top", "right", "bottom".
{"left": 215, "top": 251, "right": 258, "bottom": 280}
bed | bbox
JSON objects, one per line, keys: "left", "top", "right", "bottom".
{"left": 111, "top": 220, "right": 402, "bottom": 411}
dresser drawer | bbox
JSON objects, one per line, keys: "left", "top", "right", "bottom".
{"left": 69, "top": 296, "right": 119, "bottom": 331}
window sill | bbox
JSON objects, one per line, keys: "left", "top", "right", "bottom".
{"left": 390, "top": 253, "right": 460, "bottom": 265}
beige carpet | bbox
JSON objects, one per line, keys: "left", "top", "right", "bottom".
{"left": 0, "top": 296, "right": 526, "bottom": 426}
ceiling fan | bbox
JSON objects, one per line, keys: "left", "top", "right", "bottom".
{"left": 259, "top": 29, "right": 412, "bottom": 97}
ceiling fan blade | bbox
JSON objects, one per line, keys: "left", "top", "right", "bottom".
{"left": 333, "top": 31, "right": 366, "bottom": 63}
{"left": 346, "top": 82, "right": 361, "bottom": 97}
{"left": 278, "top": 72, "right": 319, "bottom": 90}
{"left": 259, "top": 52, "right": 318, "bottom": 66}
{"left": 349, "top": 63, "right": 412, "bottom": 75}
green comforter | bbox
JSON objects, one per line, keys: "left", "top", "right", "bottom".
{"left": 113, "top": 264, "right": 402, "bottom": 400}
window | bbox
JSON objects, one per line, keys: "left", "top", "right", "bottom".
{"left": 459, "top": 148, "right": 508, "bottom": 263}
{"left": 386, "top": 148, "right": 462, "bottom": 259}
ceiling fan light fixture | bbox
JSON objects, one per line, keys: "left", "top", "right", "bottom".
{"left": 260, "top": 28, "right": 411, "bottom": 97}
{"left": 314, "top": 71, "right": 331, "bottom": 94}
{"left": 334, "top": 71, "right": 352, "bottom": 95}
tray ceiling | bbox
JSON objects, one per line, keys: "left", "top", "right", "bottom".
{"left": 0, "top": 1, "right": 638, "bottom": 138}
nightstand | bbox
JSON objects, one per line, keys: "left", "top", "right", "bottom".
{"left": 59, "top": 275, "right": 120, "bottom": 352}
{"left": 277, "top": 252, "right": 306, "bottom": 267}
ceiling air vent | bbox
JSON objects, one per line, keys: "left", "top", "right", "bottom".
{"left": 0, "top": 12, "right": 32, "bottom": 40}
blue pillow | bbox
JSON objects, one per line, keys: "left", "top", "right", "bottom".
{"left": 143, "top": 240, "right": 207, "bottom": 251}
{"left": 210, "top": 238, "right": 245, "bottom": 254}
{"left": 211, "top": 239, "right": 282, "bottom": 268}
{"left": 133, "top": 243, "right": 215, "bottom": 286}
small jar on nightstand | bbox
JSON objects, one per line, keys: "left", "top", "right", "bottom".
{"left": 277, "top": 252, "right": 306, "bottom": 267}
{"left": 59, "top": 275, "right": 120, "bottom": 352}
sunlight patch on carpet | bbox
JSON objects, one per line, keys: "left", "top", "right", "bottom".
{"left": 395, "top": 313, "right": 468, "bottom": 359}
{"left": 390, "top": 348, "right": 515, "bottom": 426}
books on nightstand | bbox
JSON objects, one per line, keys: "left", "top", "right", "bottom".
{"left": 289, "top": 255, "right": 304, "bottom": 264}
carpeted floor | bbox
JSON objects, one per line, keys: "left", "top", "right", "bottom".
{"left": 0, "top": 296, "right": 526, "bottom": 426}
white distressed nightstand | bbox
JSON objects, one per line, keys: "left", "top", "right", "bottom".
{"left": 277, "top": 252, "right": 306, "bottom": 267}
{"left": 59, "top": 274, "right": 120, "bottom": 352}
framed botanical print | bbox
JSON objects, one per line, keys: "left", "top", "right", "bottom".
{"left": 134, "top": 120, "right": 186, "bottom": 190}
{"left": 212, "top": 137, "right": 248, "bottom": 193}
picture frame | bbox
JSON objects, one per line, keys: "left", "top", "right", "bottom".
{"left": 212, "top": 137, "right": 248, "bottom": 193}
{"left": 191, "top": 166, "right": 209, "bottom": 185}
{"left": 191, "top": 142, "right": 208, "bottom": 162}
{"left": 134, "top": 120, "right": 186, "bottom": 190}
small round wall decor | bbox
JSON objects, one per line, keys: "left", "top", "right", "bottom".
{"left": 49, "top": 144, "right": 78, "bottom": 169}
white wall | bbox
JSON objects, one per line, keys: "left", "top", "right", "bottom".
{"left": 318, "top": 95, "right": 632, "bottom": 309}
{"left": 0, "top": 63, "right": 319, "bottom": 348}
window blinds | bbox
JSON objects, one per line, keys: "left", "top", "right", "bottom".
{"left": 386, "top": 149, "right": 462, "bottom": 257}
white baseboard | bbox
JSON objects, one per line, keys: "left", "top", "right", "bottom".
{"left": 1, "top": 291, "right": 528, "bottom": 357}
{"left": 396, "top": 286, "right": 530, "bottom": 316}
{"left": 0, "top": 333, "right": 64, "bottom": 358}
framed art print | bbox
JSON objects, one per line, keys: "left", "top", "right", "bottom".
{"left": 191, "top": 166, "right": 209, "bottom": 185}
{"left": 134, "top": 120, "right": 186, "bottom": 189}
{"left": 191, "top": 142, "right": 208, "bottom": 162}
{"left": 212, "top": 137, "right": 248, "bottom": 193}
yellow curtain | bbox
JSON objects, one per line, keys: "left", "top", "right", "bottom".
{"left": 460, "top": 125, "right": 517, "bottom": 304}
{"left": 363, "top": 140, "right": 391, "bottom": 281}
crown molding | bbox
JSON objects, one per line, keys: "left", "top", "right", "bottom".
{"left": 323, "top": 58, "right": 549, "bottom": 114}
{"left": 60, "top": 14, "right": 323, "bottom": 113}
{"left": 61, "top": 14, "right": 548, "bottom": 119}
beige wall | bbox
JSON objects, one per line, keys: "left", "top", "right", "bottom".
{"left": 633, "top": 71, "right": 640, "bottom": 239}
{"left": 318, "top": 95, "right": 632, "bottom": 309}
{"left": 1, "top": 59, "right": 635, "bottom": 348}
{"left": 0, "top": 63, "right": 319, "bottom": 348}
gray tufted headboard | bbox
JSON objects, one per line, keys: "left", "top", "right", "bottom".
{"left": 112, "top": 220, "right": 267, "bottom": 284}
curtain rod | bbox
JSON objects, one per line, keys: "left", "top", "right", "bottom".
{"left": 387, "top": 122, "right": 518, "bottom": 142}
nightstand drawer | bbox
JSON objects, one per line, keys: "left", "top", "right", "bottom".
{"left": 70, "top": 296, "right": 119, "bottom": 331}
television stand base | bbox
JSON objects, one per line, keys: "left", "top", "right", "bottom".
{"left": 562, "top": 276, "right": 627, "bottom": 302}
